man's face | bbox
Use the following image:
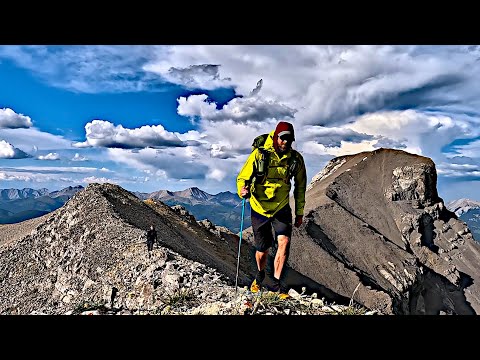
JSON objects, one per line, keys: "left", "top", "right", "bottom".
{"left": 277, "top": 134, "right": 293, "bottom": 153}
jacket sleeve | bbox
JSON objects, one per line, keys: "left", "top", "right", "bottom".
{"left": 236, "top": 150, "right": 258, "bottom": 199}
{"left": 293, "top": 152, "right": 307, "bottom": 216}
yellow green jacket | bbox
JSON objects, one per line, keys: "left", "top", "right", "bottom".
{"left": 236, "top": 130, "right": 307, "bottom": 217}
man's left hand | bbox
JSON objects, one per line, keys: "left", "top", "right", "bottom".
{"left": 294, "top": 215, "right": 303, "bottom": 228}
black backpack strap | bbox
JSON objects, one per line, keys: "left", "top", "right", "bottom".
{"left": 286, "top": 150, "right": 300, "bottom": 181}
{"left": 251, "top": 133, "right": 269, "bottom": 151}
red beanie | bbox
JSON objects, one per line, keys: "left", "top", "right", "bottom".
{"left": 273, "top": 121, "right": 295, "bottom": 153}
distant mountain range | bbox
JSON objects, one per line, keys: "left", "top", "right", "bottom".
{"left": 0, "top": 185, "right": 248, "bottom": 232}
{"left": 446, "top": 198, "right": 480, "bottom": 242}
{"left": 0, "top": 186, "right": 84, "bottom": 224}
{"left": 134, "top": 187, "right": 249, "bottom": 233}
{"left": 4, "top": 184, "right": 480, "bottom": 241}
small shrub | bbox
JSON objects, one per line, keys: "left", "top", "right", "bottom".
{"left": 258, "top": 291, "right": 288, "bottom": 308}
{"left": 72, "top": 300, "right": 107, "bottom": 315}
{"left": 338, "top": 304, "right": 368, "bottom": 315}
{"left": 162, "top": 288, "right": 196, "bottom": 307}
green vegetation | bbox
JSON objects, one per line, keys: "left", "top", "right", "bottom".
{"left": 72, "top": 300, "right": 108, "bottom": 315}
{"left": 161, "top": 287, "right": 196, "bottom": 308}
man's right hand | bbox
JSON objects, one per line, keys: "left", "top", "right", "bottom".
{"left": 240, "top": 186, "right": 250, "bottom": 198}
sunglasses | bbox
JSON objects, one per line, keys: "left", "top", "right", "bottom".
{"left": 279, "top": 134, "right": 293, "bottom": 142}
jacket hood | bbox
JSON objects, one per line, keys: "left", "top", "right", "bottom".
{"left": 263, "top": 130, "right": 275, "bottom": 150}
{"left": 265, "top": 130, "right": 293, "bottom": 155}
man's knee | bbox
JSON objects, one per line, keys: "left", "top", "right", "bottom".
{"left": 256, "top": 249, "right": 269, "bottom": 259}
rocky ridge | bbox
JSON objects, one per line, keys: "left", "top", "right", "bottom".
{"left": 3, "top": 148, "right": 479, "bottom": 315}
{"left": 0, "top": 183, "right": 365, "bottom": 315}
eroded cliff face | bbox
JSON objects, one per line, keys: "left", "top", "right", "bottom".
{"left": 284, "top": 148, "right": 480, "bottom": 314}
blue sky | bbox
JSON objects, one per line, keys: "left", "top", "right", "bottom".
{"left": 1, "top": 45, "right": 480, "bottom": 201}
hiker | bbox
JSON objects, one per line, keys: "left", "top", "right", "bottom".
{"left": 146, "top": 225, "right": 157, "bottom": 256}
{"left": 236, "top": 121, "right": 307, "bottom": 298}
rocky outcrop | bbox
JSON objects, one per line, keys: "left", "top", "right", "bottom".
{"left": 280, "top": 148, "right": 480, "bottom": 314}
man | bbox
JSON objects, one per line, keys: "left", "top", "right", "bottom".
{"left": 146, "top": 224, "right": 158, "bottom": 257}
{"left": 236, "top": 121, "right": 307, "bottom": 298}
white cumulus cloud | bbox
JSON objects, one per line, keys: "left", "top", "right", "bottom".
{"left": 71, "top": 153, "right": 88, "bottom": 161}
{"left": 37, "top": 152, "right": 60, "bottom": 160}
{"left": 0, "top": 140, "right": 31, "bottom": 159}
{"left": 73, "top": 120, "right": 189, "bottom": 149}
{"left": 0, "top": 108, "right": 33, "bottom": 129}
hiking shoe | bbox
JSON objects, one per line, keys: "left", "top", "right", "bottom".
{"left": 267, "top": 277, "right": 281, "bottom": 292}
{"left": 250, "top": 279, "right": 261, "bottom": 293}
{"left": 265, "top": 290, "right": 290, "bottom": 300}
{"left": 268, "top": 281, "right": 290, "bottom": 299}
{"left": 277, "top": 292, "right": 290, "bottom": 300}
{"left": 268, "top": 282, "right": 280, "bottom": 292}
{"left": 278, "top": 285, "right": 291, "bottom": 300}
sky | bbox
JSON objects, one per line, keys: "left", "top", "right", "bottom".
{"left": 1, "top": 45, "right": 480, "bottom": 202}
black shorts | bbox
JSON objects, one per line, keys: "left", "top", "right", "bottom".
{"left": 251, "top": 204, "right": 292, "bottom": 252}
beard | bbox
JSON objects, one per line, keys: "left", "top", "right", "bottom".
{"left": 273, "top": 134, "right": 292, "bottom": 154}
{"left": 275, "top": 143, "right": 290, "bottom": 154}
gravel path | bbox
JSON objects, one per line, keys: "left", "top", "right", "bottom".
{"left": 0, "top": 213, "right": 52, "bottom": 247}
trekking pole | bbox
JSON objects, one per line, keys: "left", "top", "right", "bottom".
{"left": 234, "top": 197, "right": 246, "bottom": 295}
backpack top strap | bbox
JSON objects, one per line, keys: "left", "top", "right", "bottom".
{"left": 252, "top": 133, "right": 269, "bottom": 151}
{"left": 286, "top": 150, "right": 299, "bottom": 181}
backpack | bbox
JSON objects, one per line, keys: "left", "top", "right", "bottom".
{"left": 250, "top": 133, "right": 300, "bottom": 185}
{"left": 146, "top": 229, "right": 157, "bottom": 242}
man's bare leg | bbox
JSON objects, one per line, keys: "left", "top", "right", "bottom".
{"left": 274, "top": 235, "right": 290, "bottom": 280}
{"left": 256, "top": 250, "right": 268, "bottom": 272}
